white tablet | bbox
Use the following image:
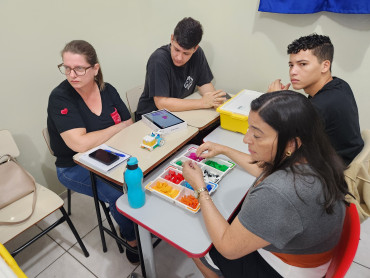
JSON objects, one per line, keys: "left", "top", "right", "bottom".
{"left": 141, "top": 109, "right": 187, "bottom": 134}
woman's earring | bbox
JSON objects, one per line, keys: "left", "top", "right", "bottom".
{"left": 286, "top": 151, "right": 292, "bottom": 157}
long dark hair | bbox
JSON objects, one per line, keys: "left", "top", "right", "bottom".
{"left": 61, "top": 40, "right": 105, "bottom": 91}
{"left": 251, "top": 91, "right": 348, "bottom": 213}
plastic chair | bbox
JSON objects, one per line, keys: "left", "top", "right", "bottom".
{"left": 125, "top": 84, "right": 144, "bottom": 121}
{"left": 42, "top": 128, "right": 72, "bottom": 215}
{"left": 0, "top": 129, "right": 89, "bottom": 258}
{"left": 325, "top": 203, "right": 361, "bottom": 278}
{"left": 42, "top": 130, "right": 124, "bottom": 254}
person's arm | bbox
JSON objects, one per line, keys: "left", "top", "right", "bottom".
{"left": 198, "top": 83, "right": 227, "bottom": 109}
{"left": 61, "top": 118, "right": 133, "bottom": 153}
{"left": 154, "top": 87, "right": 226, "bottom": 112}
{"left": 182, "top": 161, "right": 269, "bottom": 259}
{"left": 267, "top": 79, "right": 291, "bottom": 92}
{"left": 196, "top": 141, "right": 263, "bottom": 177}
{"left": 154, "top": 96, "right": 212, "bottom": 111}
{"left": 153, "top": 83, "right": 227, "bottom": 111}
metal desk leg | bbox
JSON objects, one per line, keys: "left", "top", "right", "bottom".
{"left": 89, "top": 172, "right": 108, "bottom": 252}
{"left": 138, "top": 225, "right": 157, "bottom": 278}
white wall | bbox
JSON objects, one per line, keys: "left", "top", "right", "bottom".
{"left": 1, "top": 0, "right": 369, "bottom": 194}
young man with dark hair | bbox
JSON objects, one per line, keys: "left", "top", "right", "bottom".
{"left": 268, "top": 34, "right": 363, "bottom": 165}
{"left": 136, "top": 17, "right": 226, "bottom": 121}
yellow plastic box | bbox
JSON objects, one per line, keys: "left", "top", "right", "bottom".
{"left": 217, "top": 89, "right": 263, "bottom": 134}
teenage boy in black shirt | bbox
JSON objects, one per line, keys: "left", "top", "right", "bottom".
{"left": 136, "top": 17, "right": 226, "bottom": 120}
{"left": 268, "top": 34, "right": 363, "bottom": 165}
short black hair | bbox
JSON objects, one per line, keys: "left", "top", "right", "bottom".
{"left": 173, "top": 17, "right": 203, "bottom": 49}
{"left": 287, "top": 34, "right": 334, "bottom": 69}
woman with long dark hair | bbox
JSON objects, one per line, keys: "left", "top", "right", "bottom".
{"left": 182, "top": 90, "right": 348, "bottom": 277}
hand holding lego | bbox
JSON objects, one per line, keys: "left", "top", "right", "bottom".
{"left": 182, "top": 160, "right": 206, "bottom": 191}
{"left": 196, "top": 141, "right": 224, "bottom": 159}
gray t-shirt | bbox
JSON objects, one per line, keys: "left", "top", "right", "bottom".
{"left": 238, "top": 165, "right": 345, "bottom": 255}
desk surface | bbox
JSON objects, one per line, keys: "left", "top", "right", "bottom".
{"left": 116, "top": 144, "right": 255, "bottom": 257}
{"left": 203, "top": 126, "right": 249, "bottom": 154}
{"left": 73, "top": 121, "right": 198, "bottom": 186}
{"left": 172, "top": 93, "right": 220, "bottom": 130}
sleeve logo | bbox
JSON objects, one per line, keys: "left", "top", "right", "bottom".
{"left": 110, "top": 108, "right": 122, "bottom": 124}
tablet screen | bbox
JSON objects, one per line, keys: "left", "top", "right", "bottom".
{"left": 143, "top": 110, "right": 184, "bottom": 129}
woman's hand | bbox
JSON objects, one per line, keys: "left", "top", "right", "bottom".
{"left": 196, "top": 141, "right": 225, "bottom": 158}
{"left": 182, "top": 160, "right": 206, "bottom": 191}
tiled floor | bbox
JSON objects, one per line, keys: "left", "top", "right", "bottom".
{"left": 4, "top": 193, "right": 202, "bottom": 278}
{"left": 4, "top": 192, "right": 370, "bottom": 278}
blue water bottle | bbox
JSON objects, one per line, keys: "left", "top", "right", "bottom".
{"left": 124, "top": 157, "right": 145, "bottom": 208}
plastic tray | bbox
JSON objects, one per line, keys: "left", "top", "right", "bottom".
{"left": 170, "top": 147, "right": 235, "bottom": 183}
{"left": 145, "top": 147, "right": 235, "bottom": 213}
{"left": 145, "top": 166, "right": 203, "bottom": 213}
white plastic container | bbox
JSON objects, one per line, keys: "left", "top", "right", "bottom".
{"left": 217, "top": 89, "right": 263, "bottom": 134}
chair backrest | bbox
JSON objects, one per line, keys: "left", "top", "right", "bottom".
{"left": 42, "top": 128, "right": 54, "bottom": 156}
{"left": 325, "top": 203, "right": 361, "bottom": 278}
{"left": 0, "top": 130, "right": 20, "bottom": 161}
{"left": 125, "top": 85, "right": 144, "bottom": 121}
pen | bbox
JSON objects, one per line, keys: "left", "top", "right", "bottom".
{"left": 104, "top": 149, "right": 126, "bottom": 157}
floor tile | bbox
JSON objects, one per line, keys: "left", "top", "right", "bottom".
{"left": 36, "top": 251, "right": 96, "bottom": 278}
{"left": 68, "top": 221, "right": 136, "bottom": 278}
{"left": 37, "top": 192, "right": 106, "bottom": 251}
{"left": 154, "top": 241, "right": 203, "bottom": 278}
{"left": 346, "top": 262, "right": 370, "bottom": 277}
{"left": 132, "top": 240, "right": 203, "bottom": 278}
{"left": 360, "top": 218, "right": 370, "bottom": 236}
{"left": 4, "top": 225, "right": 66, "bottom": 278}
{"left": 354, "top": 220, "right": 370, "bottom": 268}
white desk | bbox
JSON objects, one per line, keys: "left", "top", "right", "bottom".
{"left": 74, "top": 120, "right": 198, "bottom": 184}
{"left": 116, "top": 144, "right": 255, "bottom": 278}
{"left": 73, "top": 121, "right": 199, "bottom": 277}
{"left": 203, "top": 126, "right": 249, "bottom": 153}
{"left": 172, "top": 93, "right": 220, "bottom": 130}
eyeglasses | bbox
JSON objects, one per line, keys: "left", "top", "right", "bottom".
{"left": 58, "top": 63, "right": 93, "bottom": 76}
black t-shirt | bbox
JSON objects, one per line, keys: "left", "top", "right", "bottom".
{"left": 47, "top": 80, "right": 131, "bottom": 167}
{"left": 309, "top": 77, "right": 364, "bottom": 165}
{"left": 136, "top": 44, "right": 214, "bottom": 118}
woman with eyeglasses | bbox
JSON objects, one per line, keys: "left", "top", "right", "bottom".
{"left": 182, "top": 91, "right": 348, "bottom": 278}
{"left": 47, "top": 40, "right": 139, "bottom": 264}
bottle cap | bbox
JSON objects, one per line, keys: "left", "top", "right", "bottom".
{"left": 127, "top": 157, "right": 138, "bottom": 165}
{"left": 127, "top": 157, "right": 138, "bottom": 170}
